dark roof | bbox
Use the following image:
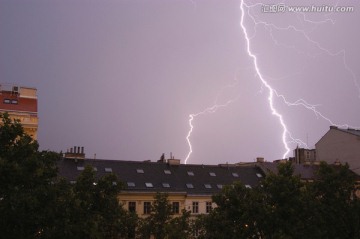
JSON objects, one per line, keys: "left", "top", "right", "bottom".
{"left": 336, "top": 127, "right": 360, "bottom": 137}
{"left": 257, "top": 162, "right": 316, "bottom": 180}
{"left": 57, "top": 158, "right": 265, "bottom": 195}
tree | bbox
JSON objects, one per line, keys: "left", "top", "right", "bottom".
{"left": 310, "top": 162, "right": 360, "bottom": 239}
{"left": 137, "top": 193, "right": 173, "bottom": 239}
{"left": 0, "top": 113, "right": 60, "bottom": 238}
{"left": 44, "top": 165, "right": 129, "bottom": 239}
{"left": 166, "top": 209, "right": 192, "bottom": 239}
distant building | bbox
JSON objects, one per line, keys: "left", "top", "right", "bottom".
{"left": 291, "top": 146, "right": 316, "bottom": 164}
{"left": 57, "top": 154, "right": 265, "bottom": 217}
{"left": 316, "top": 126, "right": 360, "bottom": 175}
{"left": 0, "top": 84, "right": 38, "bottom": 140}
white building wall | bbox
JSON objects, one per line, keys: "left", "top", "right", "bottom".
{"left": 316, "top": 128, "right": 360, "bottom": 174}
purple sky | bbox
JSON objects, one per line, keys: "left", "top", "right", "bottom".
{"left": 1, "top": 0, "right": 359, "bottom": 164}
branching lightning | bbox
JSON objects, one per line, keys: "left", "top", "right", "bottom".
{"left": 184, "top": 0, "right": 359, "bottom": 164}
{"left": 239, "top": 0, "right": 359, "bottom": 158}
{"left": 184, "top": 80, "right": 240, "bottom": 164}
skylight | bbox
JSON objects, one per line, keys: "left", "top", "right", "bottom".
{"left": 127, "top": 182, "right": 135, "bottom": 187}
{"left": 77, "top": 166, "right": 84, "bottom": 171}
{"left": 245, "top": 185, "right": 252, "bottom": 189}
{"left": 145, "top": 182, "right": 153, "bottom": 188}
{"left": 204, "top": 184, "right": 212, "bottom": 189}
{"left": 187, "top": 171, "right": 194, "bottom": 176}
{"left": 209, "top": 172, "right": 216, "bottom": 177}
{"left": 217, "top": 184, "right": 223, "bottom": 189}
{"left": 186, "top": 183, "right": 194, "bottom": 189}
{"left": 164, "top": 169, "right": 171, "bottom": 175}
{"left": 105, "top": 168, "right": 112, "bottom": 172}
{"left": 232, "top": 172, "right": 239, "bottom": 177}
{"left": 256, "top": 173, "right": 263, "bottom": 178}
{"left": 162, "top": 183, "right": 170, "bottom": 188}
{"left": 137, "top": 169, "right": 144, "bottom": 174}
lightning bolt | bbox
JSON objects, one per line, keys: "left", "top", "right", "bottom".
{"left": 239, "top": 0, "right": 359, "bottom": 158}
{"left": 184, "top": 0, "right": 359, "bottom": 164}
{"left": 184, "top": 80, "right": 240, "bottom": 164}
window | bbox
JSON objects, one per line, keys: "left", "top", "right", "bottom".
{"left": 187, "top": 171, "right": 194, "bottom": 176}
{"left": 186, "top": 183, "right": 194, "bottom": 189}
{"left": 172, "top": 202, "right": 180, "bottom": 214}
{"left": 127, "top": 182, "right": 135, "bottom": 187}
{"left": 144, "top": 202, "right": 151, "bottom": 214}
{"left": 70, "top": 181, "right": 76, "bottom": 184}
{"left": 77, "top": 166, "right": 84, "bottom": 171}
{"left": 137, "top": 169, "right": 144, "bottom": 173}
{"left": 105, "top": 168, "right": 112, "bottom": 172}
{"left": 145, "top": 182, "right": 153, "bottom": 188}
{"left": 209, "top": 172, "right": 216, "bottom": 177}
{"left": 217, "top": 184, "right": 223, "bottom": 189}
{"left": 3, "top": 99, "right": 10, "bottom": 104}
{"left": 206, "top": 202, "right": 212, "bottom": 213}
{"left": 162, "top": 183, "right": 170, "bottom": 188}
{"left": 232, "top": 172, "right": 239, "bottom": 177}
{"left": 112, "top": 181, "right": 117, "bottom": 186}
{"left": 256, "top": 173, "right": 263, "bottom": 178}
{"left": 164, "top": 169, "right": 171, "bottom": 174}
{"left": 204, "top": 184, "right": 212, "bottom": 189}
{"left": 192, "top": 202, "right": 199, "bottom": 214}
{"left": 93, "top": 167, "right": 98, "bottom": 171}
{"left": 128, "top": 201, "right": 136, "bottom": 213}
{"left": 11, "top": 99, "right": 18, "bottom": 104}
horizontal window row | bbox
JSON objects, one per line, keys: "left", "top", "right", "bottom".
{"left": 134, "top": 169, "right": 245, "bottom": 178}
{"left": 76, "top": 166, "right": 112, "bottom": 172}
{"left": 128, "top": 201, "right": 211, "bottom": 215}
{"left": 126, "top": 182, "right": 240, "bottom": 189}
{"left": 3, "top": 99, "right": 18, "bottom": 104}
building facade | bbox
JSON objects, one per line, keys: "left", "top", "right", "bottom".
{"left": 57, "top": 154, "right": 264, "bottom": 217}
{"left": 0, "top": 84, "right": 38, "bottom": 140}
{"left": 316, "top": 126, "right": 360, "bottom": 175}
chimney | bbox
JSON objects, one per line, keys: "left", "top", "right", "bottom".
{"left": 64, "top": 146, "right": 85, "bottom": 160}
{"left": 256, "top": 157, "right": 264, "bottom": 163}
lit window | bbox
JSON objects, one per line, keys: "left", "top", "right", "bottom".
{"left": 137, "top": 169, "right": 144, "bottom": 174}
{"left": 77, "top": 166, "right": 84, "bottom": 171}
{"left": 144, "top": 202, "right": 151, "bottom": 214}
{"left": 129, "top": 201, "right": 136, "bottom": 213}
{"left": 105, "top": 168, "right": 112, "bottom": 172}
{"left": 164, "top": 169, "right": 171, "bottom": 174}
{"left": 232, "top": 172, "right": 239, "bottom": 177}
{"left": 209, "top": 172, "right": 216, "bottom": 177}
{"left": 217, "top": 184, "right": 223, "bottom": 189}
{"left": 256, "top": 173, "right": 263, "bottom": 178}
{"left": 162, "top": 183, "right": 170, "bottom": 188}
{"left": 186, "top": 183, "right": 194, "bottom": 189}
{"left": 204, "top": 184, "right": 212, "bottom": 189}
{"left": 172, "top": 202, "right": 179, "bottom": 214}
{"left": 145, "top": 182, "right": 153, "bottom": 188}
{"left": 206, "top": 202, "right": 212, "bottom": 213}
{"left": 187, "top": 171, "right": 194, "bottom": 176}
{"left": 127, "top": 182, "right": 135, "bottom": 187}
{"left": 192, "top": 201, "right": 199, "bottom": 214}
